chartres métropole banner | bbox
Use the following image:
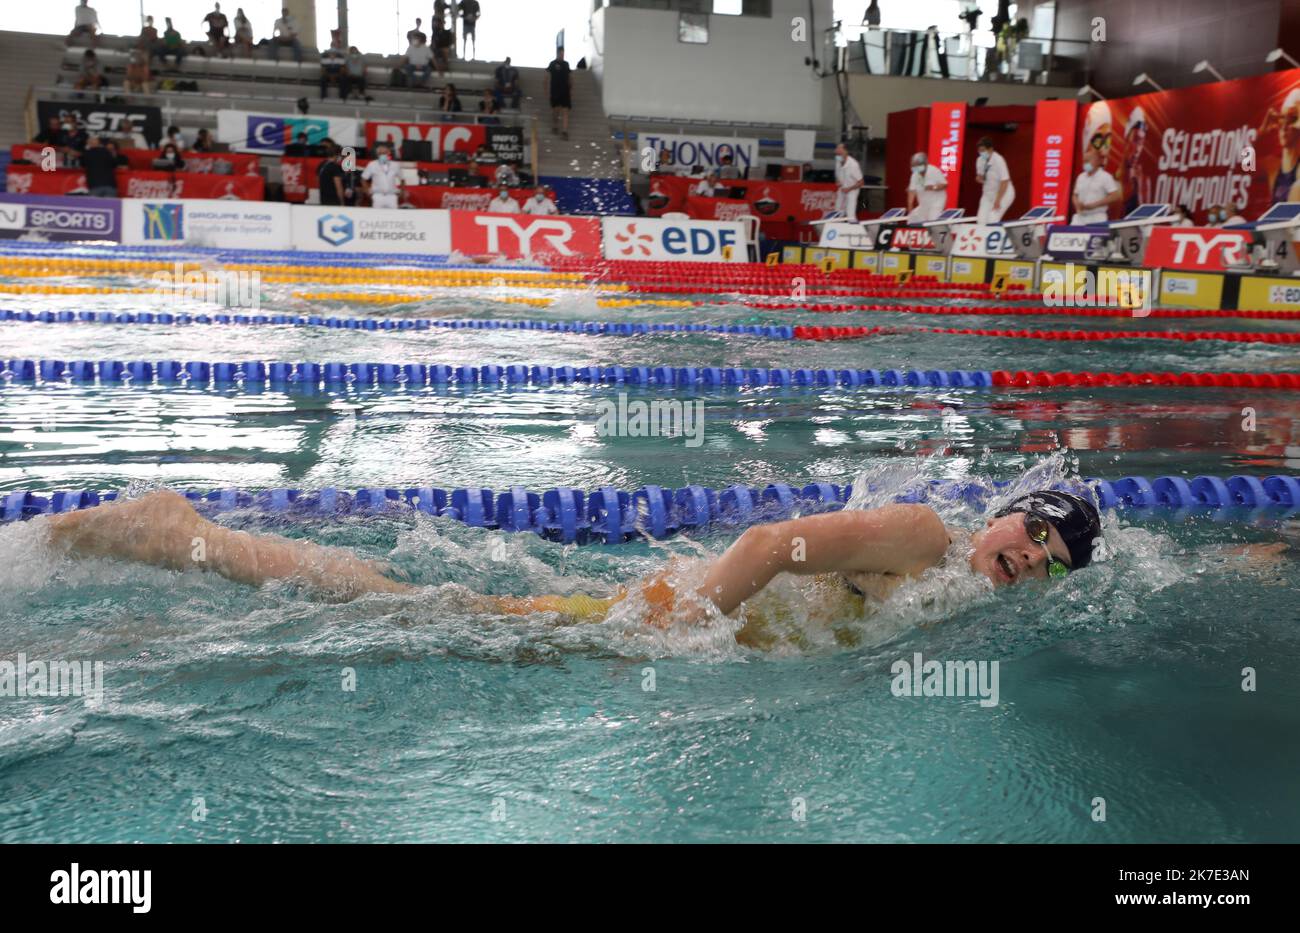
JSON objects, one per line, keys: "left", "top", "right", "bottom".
{"left": 1029, "top": 99, "right": 1078, "bottom": 215}
{"left": 1075, "top": 68, "right": 1300, "bottom": 222}
{"left": 927, "top": 101, "right": 967, "bottom": 210}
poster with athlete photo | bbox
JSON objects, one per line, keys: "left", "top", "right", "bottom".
{"left": 1077, "top": 69, "right": 1300, "bottom": 224}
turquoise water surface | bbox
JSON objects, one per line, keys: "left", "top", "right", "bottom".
{"left": 0, "top": 246, "right": 1298, "bottom": 842}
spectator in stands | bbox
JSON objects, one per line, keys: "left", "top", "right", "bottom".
{"left": 193, "top": 129, "right": 214, "bottom": 152}
{"left": 104, "top": 138, "right": 128, "bottom": 168}
{"left": 34, "top": 117, "right": 75, "bottom": 165}
{"left": 657, "top": 148, "right": 675, "bottom": 171}
{"left": 158, "top": 142, "right": 185, "bottom": 171}
{"left": 435, "top": 0, "right": 450, "bottom": 28}
{"left": 494, "top": 160, "right": 518, "bottom": 187}
{"left": 493, "top": 57, "right": 521, "bottom": 109}
{"left": 974, "top": 136, "right": 1014, "bottom": 224}
{"left": 522, "top": 186, "right": 558, "bottom": 215}
{"left": 74, "top": 49, "right": 108, "bottom": 91}
{"left": 479, "top": 87, "right": 500, "bottom": 116}
{"left": 117, "top": 118, "right": 146, "bottom": 150}
{"left": 318, "top": 148, "right": 349, "bottom": 206}
{"left": 405, "top": 35, "right": 434, "bottom": 87}
{"left": 691, "top": 172, "right": 721, "bottom": 198}
{"left": 321, "top": 30, "right": 346, "bottom": 98}
{"left": 79, "top": 135, "right": 118, "bottom": 198}
{"left": 718, "top": 153, "right": 739, "bottom": 180}
{"left": 833, "top": 142, "right": 864, "bottom": 219}
{"left": 432, "top": 21, "right": 453, "bottom": 75}
{"left": 407, "top": 18, "right": 427, "bottom": 45}
{"left": 342, "top": 46, "right": 372, "bottom": 102}
{"left": 125, "top": 46, "right": 152, "bottom": 93}
{"left": 545, "top": 47, "right": 572, "bottom": 140}
{"left": 362, "top": 144, "right": 403, "bottom": 209}
{"left": 233, "top": 8, "right": 254, "bottom": 57}
{"left": 1070, "top": 149, "right": 1120, "bottom": 225}
{"left": 1220, "top": 203, "right": 1247, "bottom": 226}
{"left": 1172, "top": 204, "right": 1195, "bottom": 227}
{"left": 487, "top": 187, "right": 519, "bottom": 213}
{"left": 157, "top": 17, "right": 186, "bottom": 70}
{"left": 138, "top": 15, "right": 158, "bottom": 52}
{"left": 271, "top": 7, "right": 304, "bottom": 63}
{"left": 440, "top": 83, "right": 463, "bottom": 114}
{"left": 67, "top": 0, "right": 99, "bottom": 47}
{"left": 204, "top": 3, "right": 230, "bottom": 56}
{"left": 165, "top": 125, "right": 186, "bottom": 149}
{"left": 284, "top": 131, "right": 311, "bottom": 157}
{"left": 459, "top": 0, "right": 481, "bottom": 60}
{"left": 906, "top": 151, "right": 947, "bottom": 222}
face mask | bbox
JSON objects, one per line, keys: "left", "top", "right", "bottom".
{"left": 911, "top": 163, "right": 924, "bottom": 174}
{"left": 1084, "top": 163, "right": 1097, "bottom": 175}
{"left": 835, "top": 155, "right": 845, "bottom": 164}
{"left": 534, "top": 193, "right": 544, "bottom": 201}
{"left": 978, "top": 152, "right": 990, "bottom": 170}
{"left": 499, "top": 191, "right": 509, "bottom": 199}
{"left": 378, "top": 153, "right": 390, "bottom": 163}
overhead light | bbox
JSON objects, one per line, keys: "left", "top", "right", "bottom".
{"left": 1076, "top": 84, "right": 1105, "bottom": 101}
{"left": 1266, "top": 48, "right": 1300, "bottom": 68}
{"left": 1192, "top": 59, "right": 1225, "bottom": 81}
{"left": 1132, "top": 72, "right": 1164, "bottom": 92}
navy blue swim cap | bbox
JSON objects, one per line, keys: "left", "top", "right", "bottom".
{"left": 995, "top": 490, "right": 1103, "bottom": 570}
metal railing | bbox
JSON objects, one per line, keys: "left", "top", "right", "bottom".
{"left": 833, "top": 25, "right": 1090, "bottom": 85}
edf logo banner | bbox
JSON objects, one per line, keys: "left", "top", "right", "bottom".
{"left": 600, "top": 217, "right": 747, "bottom": 262}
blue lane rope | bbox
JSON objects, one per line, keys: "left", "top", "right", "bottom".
{"left": 0, "top": 309, "right": 797, "bottom": 340}
{"left": 5, "top": 476, "right": 1298, "bottom": 543}
{"left": 0, "top": 358, "right": 993, "bottom": 390}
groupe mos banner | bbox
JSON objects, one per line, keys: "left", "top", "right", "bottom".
{"left": 1076, "top": 69, "right": 1300, "bottom": 222}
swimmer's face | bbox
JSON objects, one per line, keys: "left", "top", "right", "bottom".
{"left": 1282, "top": 104, "right": 1300, "bottom": 145}
{"left": 972, "top": 513, "right": 1072, "bottom": 588}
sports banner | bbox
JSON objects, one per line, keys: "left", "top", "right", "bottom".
{"left": 683, "top": 195, "right": 753, "bottom": 222}
{"left": 117, "top": 171, "right": 264, "bottom": 201}
{"left": 1044, "top": 224, "right": 1112, "bottom": 260}
{"left": 120, "top": 199, "right": 290, "bottom": 248}
{"left": 216, "top": 110, "right": 360, "bottom": 154}
{"left": 290, "top": 205, "right": 451, "bottom": 254}
{"left": 1077, "top": 68, "right": 1300, "bottom": 224}
{"left": 0, "top": 193, "right": 120, "bottom": 241}
{"left": 450, "top": 211, "right": 601, "bottom": 259}
{"left": 36, "top": 100, "right": 163, "bottom": 148}
{"left": 406, "top": 188, "right": 535, "bottom": 211}
{"left": 949, "top": 224, "right": 1018, "bottom": 258}
{"left": 887, "top": 226, "right": 936, "bottom": 251}
{"left": 646, "top": 174, "right": 836, "bottom": 224}
{"left": 636, "top": 133, "right": 759, "bottom": 175}
{"left": 1143, "top": 226, "right": 1252, "bottom": 270}
{"left": 1030, "top": 100, "right": 1078, "bottom": 215}
{"left": 927, "top": 102, "right": 967, "bottom": 210}
{"left": 601, "top": 216, "right": 748, "bottom": 263}
{"left": 8, "top": 145, "right": 260, "bottom": 177}
{"left": 280, "top": 156, "right": 497, "bottom": 202}
{"left": 364, "top": 122, "right": 524, "bottom": 162}
{"left": 5, "top": 166, "right": 86, "bottom": 197}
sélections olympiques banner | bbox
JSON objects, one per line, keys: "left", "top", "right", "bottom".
{"left": 1076, "top": 69, "right": 1300, "bottom": 221}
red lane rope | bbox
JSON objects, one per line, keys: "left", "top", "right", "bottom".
{"left": 988, "top": 370, "right": 1300, "bottom": 389}
{"left": 793, "top": 325, "right": 1300, "bottom": 344}
{"left": 709, "top": 300, "right": 1300, "bottom": 319}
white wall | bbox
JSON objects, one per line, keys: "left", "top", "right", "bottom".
{"left": 846, "top": 74, "right": 1068, "bottom": 137}
{"left": 591, "top": 1, "right": 832, "bottom": 127}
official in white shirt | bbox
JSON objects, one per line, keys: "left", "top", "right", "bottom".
{"left": 521, "top": 187, "right": 559, "bottom": 215}
{"left": 691, "top": 172, "right": 721, "bottom": 198}
{"left": 361, "top": 144, "right": 403, "bottom": 209}
{"left": 834, "top": 143, "right": 864, "bottom": 219}
{"left": 487, "top": 188, "right": 520, "bottom": 213}
{"left": 905, "top": 152, "right": 947, "bottom": 222}
{"left": 974, "top": 136, "right": 1014, "bottom": 224}
{"left": 1070, "top": 149, "right": 1121, "bottom": 224}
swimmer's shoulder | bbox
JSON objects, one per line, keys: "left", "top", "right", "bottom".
{"left": 866, "top": 502, "right": 953, "bottom": 573}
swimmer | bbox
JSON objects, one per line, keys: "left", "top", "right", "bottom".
{"left": 37, "top": 488, "right": 1103, "bottom": 642}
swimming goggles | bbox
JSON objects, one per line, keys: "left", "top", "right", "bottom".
{"left": 1023, "top": 513, "right": 1071, "bottom": 579}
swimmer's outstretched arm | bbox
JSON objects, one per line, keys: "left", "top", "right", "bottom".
{"left": 45, "top": 490, "right": 415, "bottom": 601}
{"left": 697, "top": 504, "right": 950, "bottom": 614}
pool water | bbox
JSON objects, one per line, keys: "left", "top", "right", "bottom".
{"left": 0, "top": 245, "right": 1298, "bottom": 843}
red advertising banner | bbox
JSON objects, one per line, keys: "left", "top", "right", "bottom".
{"left": 887, "top": 226, "right": 937, "bottom": 251}
{"left": 1077, "top": 69, "right": 1300, "bottom": 224}
{"left": 449, "top": 210, "right": 601, "bottom": 259}
{"left": 684, "top": 195, "right": 753, "bottom": 221}
{"left": 280, "top": 156, "right": 499, "bottom": 202}
{"left": 645, "top": 174, "right": 837, "bottom": 225}
{"left": 364, "top": 121, "right": 487, "bottom": 157}
{"left": 406, "top": 187, "right": 536, "bottom": 211}
{"left": 927, "top": 101, "right": 967, "bottom": 210}
{"left": 1030, "top": 100, "right": 1078, "bottom": 215}
{"left": 6, "top": 165, "right": 263, "bottom": 200}
{"left": 1143, "top": 226, "right": 1253, "bottom": 270}
{"left": 9, "top": 144, "right": 259, "bottom": 176}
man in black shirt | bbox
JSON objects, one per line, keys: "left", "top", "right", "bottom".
{"left": 79, "top": 135, "right": 119, "bottom": 198}
{"left": 458, "top": 1, "right": 480, "bottom": 60}
{"left": 284, "top": 131, "right": 311, "bottom": 157}
{"left": 545, "top": 47, "right": 571, "bottom": 139}
{"left": 317, "top": 149, "right": 348, "bottom": 205}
